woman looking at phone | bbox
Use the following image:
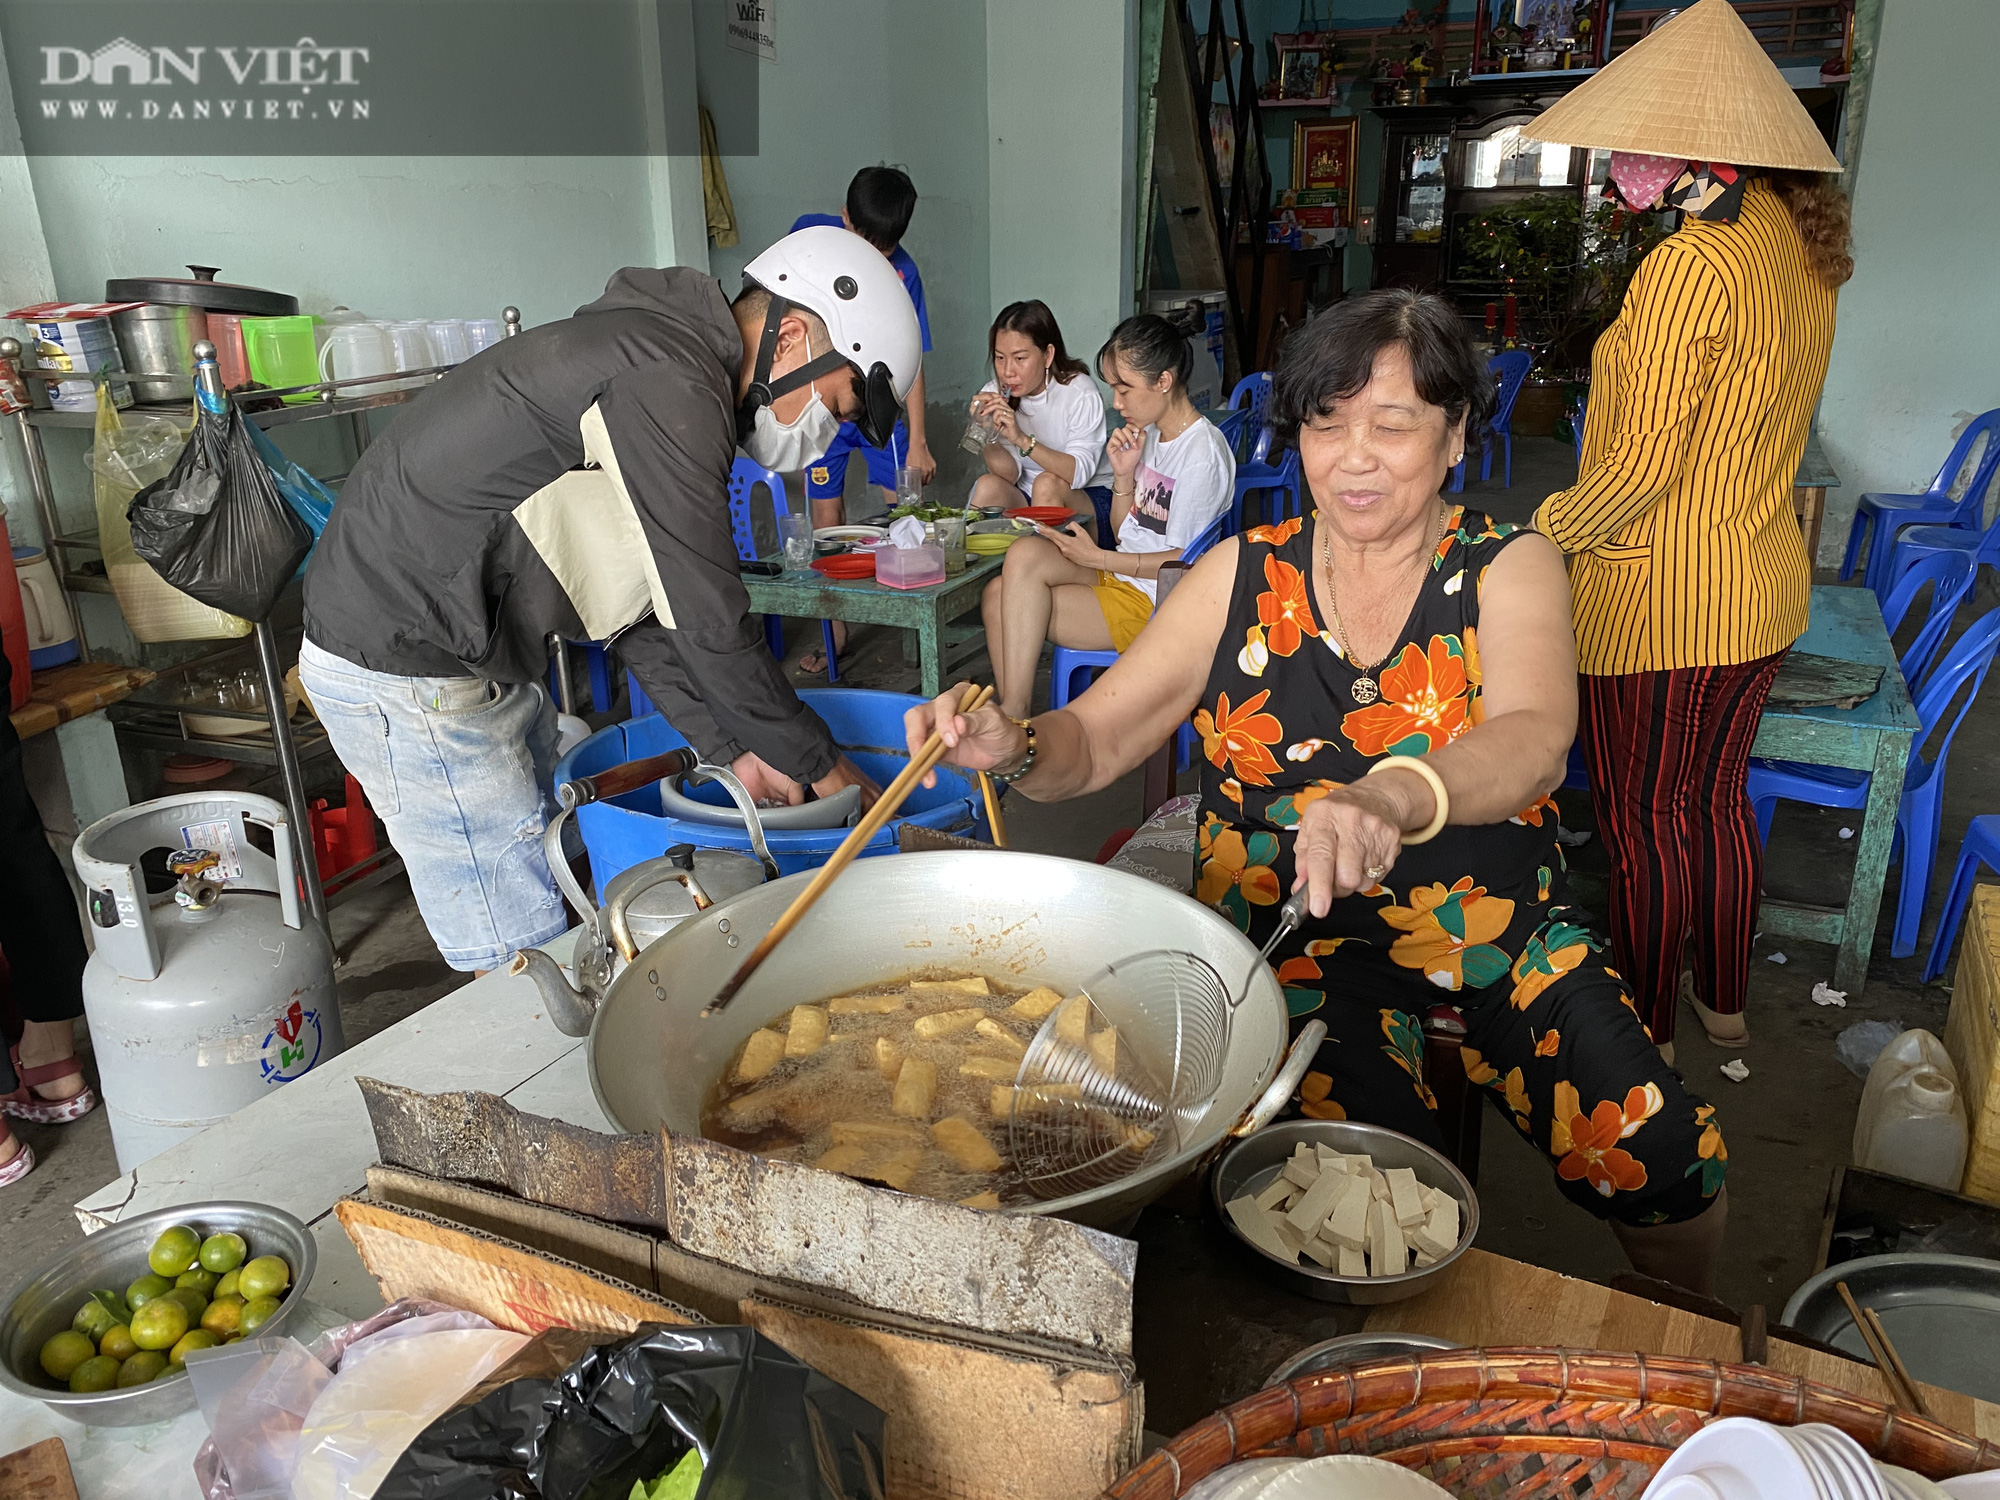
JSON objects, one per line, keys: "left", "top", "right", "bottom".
{"left": 980, "top": 314, "right": 1236, "bottom": 719}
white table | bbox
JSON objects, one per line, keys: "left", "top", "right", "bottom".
{"left": 1, "top": 935, "right": 608, "bottom": 1497}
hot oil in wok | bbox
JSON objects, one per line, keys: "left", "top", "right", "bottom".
{"left": 701, "top": 973, "right": 1074, "bottom": 1209}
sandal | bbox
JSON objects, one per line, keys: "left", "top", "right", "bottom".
{"left": 2, "top": 1046, "right": 99, "bottom": 1124}
{"left": 0, "top": 1131, "right": 33, "bottom": 1187}
{"left": 1679, "top": 971, "right": 1748, "bottom": 1047}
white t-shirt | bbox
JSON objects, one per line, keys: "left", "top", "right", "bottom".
{"left": 1111, "top": 416, "right": 1237, "bottom": 604}
{"left": 979, "top": 374, "right": 1113, "bottom": 493}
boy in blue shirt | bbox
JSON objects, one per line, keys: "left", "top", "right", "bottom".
{"left": 791, "top": 167, "right": 932, "bottom": 672}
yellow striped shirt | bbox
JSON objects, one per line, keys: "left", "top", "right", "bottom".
{"left": 1533, "top": 179, "right": 1836, "bottom": 675}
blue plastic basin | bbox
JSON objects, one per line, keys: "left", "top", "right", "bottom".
{"left": 553, "top": 688, "right": 989, "bottom": 887}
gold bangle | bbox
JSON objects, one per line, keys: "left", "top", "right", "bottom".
{"left": 1367, "top": 755, "right": 1449, "bottom": 844}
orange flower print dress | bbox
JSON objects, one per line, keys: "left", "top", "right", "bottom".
{"left": 1197, "top": 507, "right": 1722, "bottom": 1226}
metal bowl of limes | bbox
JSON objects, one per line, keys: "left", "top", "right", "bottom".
{"left": 0, "top": 1200, "right": 315, "bottom": 1426}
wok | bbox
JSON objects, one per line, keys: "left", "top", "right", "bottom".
{"left": 583, "top": 849, "right": 1309, "bottom": 1228}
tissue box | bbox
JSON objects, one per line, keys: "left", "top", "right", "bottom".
{"left": 878, "top": 544, "right": 946, "bottom": 589}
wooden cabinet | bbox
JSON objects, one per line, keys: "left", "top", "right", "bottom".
{"left": 1369, "top": 106, "right": 1458, "bottom": 291}
{"left": 1232, "top": 245, "right": 1340, "bottom": 372}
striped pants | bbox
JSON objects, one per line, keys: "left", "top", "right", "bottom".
{"left": 1578, "top": 652, "right": 1787, "bottom": 1044}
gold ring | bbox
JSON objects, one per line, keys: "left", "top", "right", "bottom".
{"left": 1365, "top": 864, "right": 1387, "bottom": 881}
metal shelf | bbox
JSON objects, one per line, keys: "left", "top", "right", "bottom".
{"left": 19, "top": 379, "right": 432, "bottom": 430}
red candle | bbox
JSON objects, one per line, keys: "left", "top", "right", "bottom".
{"left": 1503, "top": 295, "right": 1518, "bottom": 337}
{"left": 1485, "top": 302, "right": 1498, "bottom": 330}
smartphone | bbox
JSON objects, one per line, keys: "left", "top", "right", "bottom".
{"left": 740, "top": 559, "right": 784, "bottom": 577}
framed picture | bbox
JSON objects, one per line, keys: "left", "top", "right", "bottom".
{"left": 1277, "top": 45, "right": 1326, "bottom": 100}
{"left": 1515, "top": 0, "right": 1577, "bottom": 37}
{"left": 1292, "top": 117, "right": 1357, "bottom": 209}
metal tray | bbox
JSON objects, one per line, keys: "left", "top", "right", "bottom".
{"left": 1781, "top": 1252, "right": 2000, "bottom": 1404}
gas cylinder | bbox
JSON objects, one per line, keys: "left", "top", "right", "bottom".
{"left": 73, "top": 791, "right": 343, "bottom": 1172}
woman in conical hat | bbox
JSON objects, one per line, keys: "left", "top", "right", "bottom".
{"left": 1528, "top": 0, "right": 1850, "bottom": 1077}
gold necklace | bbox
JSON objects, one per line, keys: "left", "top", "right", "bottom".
{"left": 1318, "top": 503, "right": 1450, "bottom": 706}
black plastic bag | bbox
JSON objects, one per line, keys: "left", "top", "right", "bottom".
{"left": 375, "top": 1324, "right": 886, "bottom": 1500}
{"left": 127, "top": 393, "right": 312, "bottom": 622}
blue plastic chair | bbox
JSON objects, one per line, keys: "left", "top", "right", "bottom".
{"left": 1923, "top": 815, "right": 2000, "bottom": 981}
{"left": 1449, "top": 351, "right": 1533, "bottom": 494}
{"left": 1225, "top": 373, "right": 1301, "bottom": 534}
{"left": 1880, "top": 504, "right": 2000, "bottom": 606}
{"left": 1570, "top": 389, "right": 1589, "bottom": 466}
{"left": 1048, "top": 513, "right": 1228, "bottom": 770}
{"left": 1879, "top": 550, "right": 1975, "bottom": 688}
{"left": 1842, "top": 409, "right": 2000, "bottom": 596}
{"left": 1747, "top": 606, "right": 2000, "bottom": 959}
{"left": 725, "top": 455, "right": 840, "bottom": 682}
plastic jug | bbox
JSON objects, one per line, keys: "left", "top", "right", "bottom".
{"left": 1853, "top": 1029, "right": 1969, "bottom": 1190}
{"left": 0, "top": 517, "right": 34, "bottom": 709}
{"left": 14, "top": 545, "right": 78, "bottom": 669}
{"left": 318, "top": 321, "right": 394, "bottom": 388}
{"left": 241, "top": 314, "right": 320, "bottom": 403}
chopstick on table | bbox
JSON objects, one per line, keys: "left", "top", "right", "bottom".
{"left": 706, "top": 683, "right": 996, "bottom": 1015}
{"left": 979, "top": 770, "right": 1008, "bottom": 847}
{"left": 1836, "top": 1280, "right": 1931, "bottom": 1418}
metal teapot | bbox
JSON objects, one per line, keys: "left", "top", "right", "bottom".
{"left": 512, "top": 747, "right": 778, "bottom": 1037}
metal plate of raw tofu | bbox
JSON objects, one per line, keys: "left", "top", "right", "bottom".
{"left": 1211, "top": 1120, "right": 1478, "bottom": 1305}
{"left": 1782, "top": 1253, "right": 2000, "bottom": 1404}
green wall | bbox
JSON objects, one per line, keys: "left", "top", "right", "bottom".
{"left": 1815, "top": 0, "right": 2000, "bottom": 561}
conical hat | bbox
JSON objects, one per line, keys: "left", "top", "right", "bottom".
{"left": 1519, "top": 0, "right": 1841, "bottom": 172}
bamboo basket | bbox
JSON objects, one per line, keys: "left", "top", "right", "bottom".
{"left": 1107, "top": 1349, "right": 2000, "bottom": 1498}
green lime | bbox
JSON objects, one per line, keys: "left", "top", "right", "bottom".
{"left": 212, "top": 1268, "right": 240, "bottom": 1300}
{"left": 175, "top": 1267, "right": 219, "bottom": 1296}
{"left": 71, "top": 1299, "right": 117, "bottom": 1344}
{"left": 116, "top": 1350, "right": 169, "bottom": 1387}
{"left": 129, "top": 1297, "right": 189, "bottom": 1352}
{"left": 39, "top": 1330, "right": 96, "bottom": 1381}
{"left": 126, "top": 1273, "right": 172, "bottom": 1309}
{"left": 200, "top": 1296, "right": 244, "bottom": 1337}
{"left": 197, "top": 1231, "right": 247, "bottom": 1274}
{"left": 147, "top": 1225, "right": 202, "bottom": 1278}
{"left": 162, "top": 1287, "right": 208, "bottom": 1322}
{"left": 238, "top": 1295, "right": 281, "bottom": 1335}
{"left": 237, "top": 1256, "right": 290, "bottom": 1300}
{"left": 168, "top": 1329, "right": 220, "bottom": 1367}
{"left": 99, "top": 1324, "right": 138, "bottom": 1361}
{"left": 68, "top": 1355, "right": 121, "bottom": 1393}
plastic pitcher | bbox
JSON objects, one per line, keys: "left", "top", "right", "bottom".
{"left": 318, "top": 321, "right": 395, "bottom": 388}
{"left": 208, "top": 313, "right": 251, "bottom": 390}
{"left": 15, "top": 545, "right": 78, "bottom": 669}
{"left": 1853, "top": 1029, "right": 1969, "bottom": 1190}
{"left": 241, "top": 314, "right": 320, "bottom": 403}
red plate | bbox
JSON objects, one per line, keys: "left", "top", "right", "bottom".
{"left": 812, "top": 553, "right": 877, "bottom": 580}
{"left": 1005, "top": 506, "right": 1077, "bottom": 527}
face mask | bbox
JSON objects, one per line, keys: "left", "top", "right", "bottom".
{"left": 741, "top": 388, "right": 842, "bottom": 472}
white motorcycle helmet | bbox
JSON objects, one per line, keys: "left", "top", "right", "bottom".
{"left": 737, "top": 225, "right": 923, "bottom": 451}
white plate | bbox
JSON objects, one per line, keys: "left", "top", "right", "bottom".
{"left": 1253, "top": 1454, "right": 1454, "bottom": 1498}
{"left": 815, "top": 524, "right": 889, "bottom": 544}
{"left": 1648, "top": 1418, "right": 1823, "bottom": 1500}
{"left": 1941, "top": 1472, "right": 2000, "bottom": 1498}
{"left": 1793, "top": 1424, "right": 1888, "bottom": 1500}
{"left": 1880, "top": 1463, "right": 1955, "bottom": 1500}
{"left": 1182, "top": 1459, "right": 1297, "bottom": 1500}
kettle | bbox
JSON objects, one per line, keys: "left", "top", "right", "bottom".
{"left": 15, "top": 546, "right": 78, "bottom": 669}
{"left": 513, "top": 747, "right": 777, "bottom": 1037}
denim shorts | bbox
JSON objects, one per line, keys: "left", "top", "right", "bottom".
{"left": 298, "top": 639, "right": 566, "bottom": 970}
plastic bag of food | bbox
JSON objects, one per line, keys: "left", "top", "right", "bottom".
{"left": 86, "top": 384, "right": 250, "bottom": 641}
{"left": 374, "top": 1323, "right": 886, "bottom": 1500}
{"left": 126, "top": 382, "right": 312, "bottom": 622}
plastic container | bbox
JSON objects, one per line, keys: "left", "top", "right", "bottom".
{"left": 207, "top": 312, "right": 251, "bottom": 390}
{"left": 30, "top": 317, "right": 130, "bottom": 412}
{"left": 554, "top": 688, "right": 989, "bottom": 886}
{"left": 14, "top": 545, "right": 78, "bottom": 669}
{"left": 1853, "top": 1029, "right": 1969, "bottom": 1190}
{"left": 241, "top": 314, "right": 320, "bottom": 402}
{"left": 318, "top": 321, "right": 394, "bottom": 387}
{"left": 877, "top": 542, "right": 946, "bottom": 590}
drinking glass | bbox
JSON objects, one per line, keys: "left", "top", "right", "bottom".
{"left": 895, "top": 465, "right": 924, "bottom": 510}
{"left": 427, "top": 320, "right": 471, "bottom": 366}
{"left": 463, "top": 319, "right": 504, "bottom": 354}
{"left": 780, "top": 515, "right": 815, "bottom": 572}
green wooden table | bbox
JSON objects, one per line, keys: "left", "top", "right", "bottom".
{"left": 1751, "top": 584, "right": 1919, "bottom": 995}
{"left": 742, "top": 552, "right": 1006, "bottom": 699}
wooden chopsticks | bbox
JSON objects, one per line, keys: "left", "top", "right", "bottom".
{"left": 979, "top": 770, "right": 1008, "bottom": 847}
{"left": 1836, "top": 1279, "right": 1931, "bottom": 1418}
{"left": 706, "top": 683, "right": 995, "bottom": 1015}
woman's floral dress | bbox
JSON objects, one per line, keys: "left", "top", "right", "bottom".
{"left": 1195, "top": 507, "right": 1725, "bottom": 1224}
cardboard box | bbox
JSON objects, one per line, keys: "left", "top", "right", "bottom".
{"left": 1946, "top": 884, "right": 2000, "bottom": 1204}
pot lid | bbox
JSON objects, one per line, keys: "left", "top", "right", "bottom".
{"left": 104, "top": 266, "right": 298, "bottom": 316}
{"left": 613, "top": 846, "right": 766, "bottom": 937}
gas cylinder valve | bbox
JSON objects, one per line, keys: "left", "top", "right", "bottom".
{"left": 167, "top": 847, "right": 223, "bottom": 910}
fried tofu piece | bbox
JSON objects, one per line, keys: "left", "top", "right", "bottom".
{"left": 1119, "top": 1124, "right": 1158, "bottom": 1154}
{"left": 829, "top": 1120, "right": 924, "bottom": 1148}
{"left": 958, "top": 1191, "right": 1002, "bottom": 1210}
{"left": 875, "top": 1035, "right": 904, "bottom": 1080}
{"left": 856, "top": 1147, "right": 925, "bottom": 1191}
{"left": 1005, "top": 985, "right": 1065, "bottom": 1021}
{"left": 785, "top": 1005, "right": 829, "bottom": 1056}
{"left": 930, "top": 1115, "right": 1004, "bottom": 1173}
{"left": 974, "top": 1018, "right": 1026, "bottom": 1058}
{"left": 912, "top": 976, "right": 990, "bottom": 998}
{"left": 958, "top": 1054, "right": 1018, "bottom": 1081}
{"left": 913, "top": 1007, "right": 984, "bottom": 1040}
{"left": 725, "top": 1087, "right": 777, "bottom": 1117}
{"left": 829, "top": 992, "right": 905, "bottom": 1014}
{"left": 1054, "top": 994, "right": 1091, "bottom": 1048}
{"left": 735, "top": 1029, "right": 785, "bottom": 1083}
{"left": 989, "top": 1085, "right": 1016, "bottom": 1117}
{"left": 815, "top": 1144, "right": 869, "bottom": 1175}
{"left": 891, "top": 1058, "right": 938, "bottom": 1118}
{"left": 1087, "top": 1027, "right": 1118, "bottom": 1076}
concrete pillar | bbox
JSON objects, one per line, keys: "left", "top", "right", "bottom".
{"left": 642, "top": 0, "right": 712, "bottom": 274}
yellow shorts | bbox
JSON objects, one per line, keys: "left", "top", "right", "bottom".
{"left": 1091, "top": 572, "right": 1154, "bottom": 653}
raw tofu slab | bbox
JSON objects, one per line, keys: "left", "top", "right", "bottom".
{"left": 1324, "top": 1172, "right": 1371, "bottom": 1251}
{"left": 1412, "top": 1196, "right": 1461, "bottom": 1259}
{"left": 1367, "top": 1198, "right": 1407, "bottom": 1277}
{"left": 1225, "top": 1194, "right": 1291, "bottom": 1259}
{"left": 1386, "top": 1166, "right": 1425, "bottom": 1228}
{"left": 1285, "top": 1161, "right": 1347, "bottom": 1235}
